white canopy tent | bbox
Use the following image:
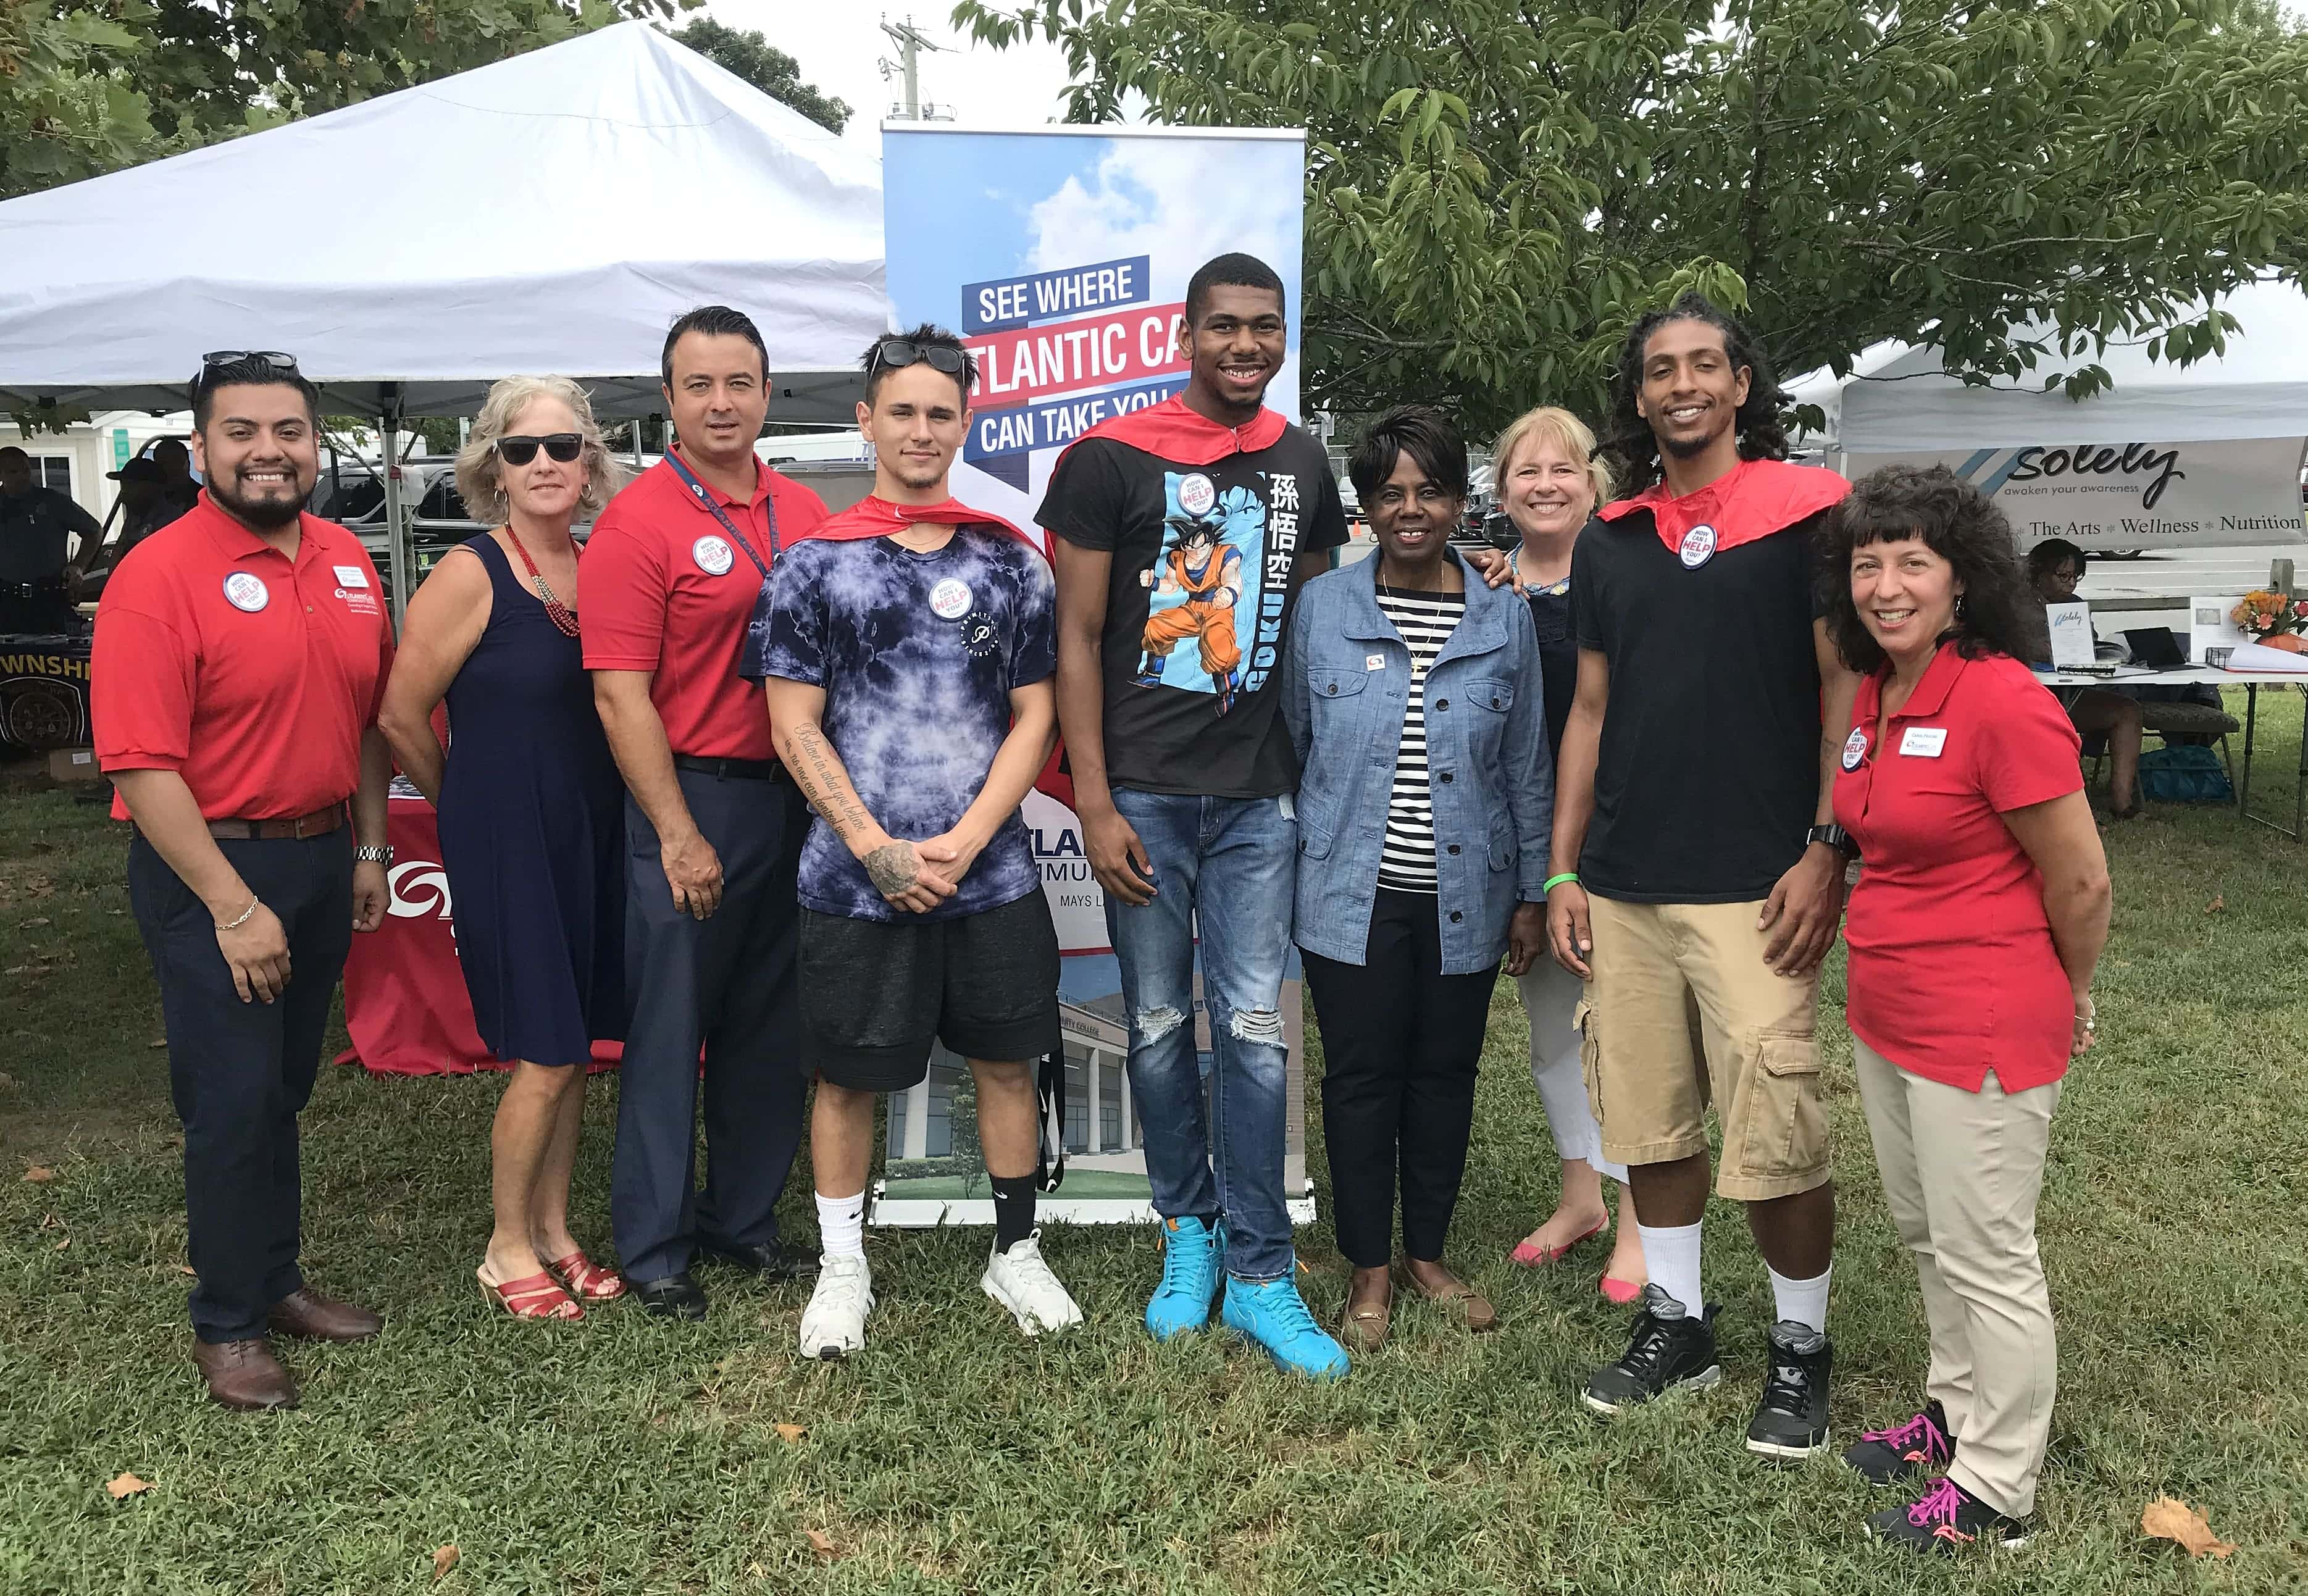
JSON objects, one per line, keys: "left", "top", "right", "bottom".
{"left": 0, "top": 21, "right": 891, "bottom": 605}
{"left": 1787, "top": 278, "right": 2308, "bottom": 553}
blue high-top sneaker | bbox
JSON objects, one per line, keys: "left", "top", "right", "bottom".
{"left": 1221, "top": 1273, "right": 1350, "bottom": 1379}
{"left": 1144, "top": 1215, "right": 1227, "bottom": 1340}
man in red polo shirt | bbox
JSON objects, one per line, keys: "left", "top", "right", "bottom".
{"left": 586, "top": 305, "right": 830, "bottom": 1318}
{"left": 93, "top": 352, "right": 395, "bottom": 1410}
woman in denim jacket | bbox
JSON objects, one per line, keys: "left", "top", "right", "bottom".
{"left": 1285, "top": 406, "right": 1554, "bottom": 1352}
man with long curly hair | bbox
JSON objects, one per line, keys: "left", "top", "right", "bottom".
{"left": 1543, "top": 291, "right": 1862, "bottom": 1460}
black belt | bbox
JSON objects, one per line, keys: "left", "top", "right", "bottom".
{"left": 672, "top": 754, "right": 788, "bottom": 782}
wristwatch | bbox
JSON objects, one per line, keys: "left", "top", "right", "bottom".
{"left": 354, "top": 844, "right": 395, "bottom": 864}
{"left": 1805, "top": 824, "right": 1857, "bottom": 858}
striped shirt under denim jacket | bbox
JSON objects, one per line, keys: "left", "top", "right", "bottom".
{"left": 1282, "top": 548, "right": 1555, "bottom": 974}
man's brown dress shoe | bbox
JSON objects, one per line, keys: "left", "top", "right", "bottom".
{"left": 268, "top": 1288, "right": 383, "bottom": 1342}
{"left": 193, "top": 1339, "right": 299, "bottom": 1410}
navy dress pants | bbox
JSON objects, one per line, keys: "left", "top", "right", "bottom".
{"left": 610, "top": 768, "right": 809, "bottom": 1283}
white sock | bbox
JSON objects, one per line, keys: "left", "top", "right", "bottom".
{"left": 815, "top": 1190, "right": 866, "bottom": 1261}
{"left": 1768, "top": 1263, "right": 1831, "bottom": 1335}
{"left": 1635, "top": 1220, "right": 1704, "bottom": 1316}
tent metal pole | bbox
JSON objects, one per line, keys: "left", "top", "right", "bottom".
{"left": 381, "top": 385, "right": 409, "bottom": 627}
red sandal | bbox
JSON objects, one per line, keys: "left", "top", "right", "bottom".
{"left": 477, "top": 1265, "right": 583, "bottom": 1321}
{"left": 544, "top": 1250, "right": 627, "bottom": 1301}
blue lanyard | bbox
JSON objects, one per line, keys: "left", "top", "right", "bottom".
{"left": 663, "top": 451, "right": 779, "bottom": 577}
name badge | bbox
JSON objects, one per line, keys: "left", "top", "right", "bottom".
{"left": 929, "top": 577, "right": 973, "bottom": 620}
{"left": 222, "top": 572, "right": 269, "bottom": 612}
{"left": 1678, "top": 524, "right": 1717, "bottom": 569}
{"left": 692, "top": 535, "right": 734, "bottom": 577}
{"left": 333, "top": 565, "right": 370, "bottom": 589}
{"left": 1900, "top": 726, "right": 1949, "bottom": 758}
{"left": 1365, "top": 653, "right": 1386, "bottom": 671}
{"left": 1841, "top": 727, "right": 1868, "bottom": 771}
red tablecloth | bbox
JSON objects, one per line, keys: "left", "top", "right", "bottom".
{"left": 337, "top": 792, "right": 619, "bottom": 1075}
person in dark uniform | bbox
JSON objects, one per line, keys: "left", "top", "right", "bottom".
{"left": 91, "top": 352, "right": 396, "bottom": 1410}
{"left": 73, "top": 457, "right": 191, "bottom": 600}
{"left": 585, "top": 306, "right": 830, "bottom": 1319}
{"left": 379, "top": 375, "right": 631, "bottom": 1322}
{"left": 0, "top": 443, "right": 99, "bottom": 631}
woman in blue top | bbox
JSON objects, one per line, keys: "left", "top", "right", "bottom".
{"left": 1285, "top": 406, "right": 1553, "bottom": 1352}
{"left": 380, "top": 376, "right": 630, "bottom": 1323}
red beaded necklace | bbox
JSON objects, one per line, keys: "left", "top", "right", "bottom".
{"left": 502, "top": 525, "right": 578, "bottom": 638}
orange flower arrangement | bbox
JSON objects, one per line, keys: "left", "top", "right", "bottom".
{"left": 2231, "top": 590, "right": 2308, "bottom": 653}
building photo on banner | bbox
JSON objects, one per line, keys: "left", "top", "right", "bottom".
{"left": 872, "top": 122, "right": 1315, "bottom": 1228}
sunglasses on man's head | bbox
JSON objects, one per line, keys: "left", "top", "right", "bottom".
{"left": 191, "top": 349, "right": 301, "bottom": 393}
{"left": 496, "top": 433, "right": 583, "bottom": 466}
{"left": 869, "top": 340, "right": 968, "bottom": 377}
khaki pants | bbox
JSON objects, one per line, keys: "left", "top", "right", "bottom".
{"left": 1580, "top": 895, "right": 1829, "bottom": 1200}
{"left": 1854, "top": 1037, "right": 2060, "bottom": 1518}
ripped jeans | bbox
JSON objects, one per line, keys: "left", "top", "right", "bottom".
{"left": 1106, "top": 789, "right": 1297, "bottom": 1281}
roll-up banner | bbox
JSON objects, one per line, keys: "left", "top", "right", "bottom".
{"left": 1839, "top": 438, "right": 2307, "bottom": 553}
{"left": 873, "top": 123, "right": 1313, "bottom": 1228}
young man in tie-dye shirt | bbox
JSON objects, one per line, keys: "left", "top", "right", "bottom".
{"left": 748, "top": 326, "right": 1081, "bottom": 1358}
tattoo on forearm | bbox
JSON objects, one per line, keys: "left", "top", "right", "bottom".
{"left": 787, "top": 722, "right": 873, "bottom": 840}
{"left": 864, "top": 842, "right": 919, "bottom": 896}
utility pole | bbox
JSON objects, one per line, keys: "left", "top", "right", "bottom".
{"left": 879, "top": 15, "right": 948, "bottom": 121}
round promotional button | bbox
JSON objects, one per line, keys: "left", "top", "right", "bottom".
{"left": 222, "top": 572, "right": 270, "bottom": 612}
{"left": 1176, "top": 472, "right": 1216, "bottom": 517}
{"left": 1678, "top": 524, "right": 1718, "bottom": 569}
{"left": 929, "top": 577, "right": 973, "bottom": 620}
{"left": 1842, "top": 727, "right": 1868, "bottom": 771}
{"left": 692, "top": 535, "right": 734, "bottom": 577}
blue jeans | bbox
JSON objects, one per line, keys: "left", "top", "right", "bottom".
{"left": 1106, "top": 790, "right": 1297, "bottom": 1281}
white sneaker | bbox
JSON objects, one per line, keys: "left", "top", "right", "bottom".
{"left": 797, "top": 1254, "right": 874, "bottom": 1360}
{"left": 981, "top": 1230, "right": 1083, "bottom": 1337}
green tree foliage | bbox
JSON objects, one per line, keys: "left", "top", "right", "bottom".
{"left": 953, "top": 0, "right": 2308, "bottom": 435}
{"left": 2, "top": 0, "right": 679, "bottom": 203}
{"left": 666, "top": 17, "right": 851, "bottom": 132}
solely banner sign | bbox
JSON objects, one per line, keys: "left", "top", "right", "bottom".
{"left": 1842, "top": 437, "right": 2307, "bottom": 553}
{"left": 874, "top": 124, "right": 1314, "bottom": 1227}
{"left": 0, "top": 635, "right": 93, "bottom": 751}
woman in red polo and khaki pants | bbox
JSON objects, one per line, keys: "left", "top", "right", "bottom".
{"left": 1820, "top": 464, "right": 2110, "bottom": 1555}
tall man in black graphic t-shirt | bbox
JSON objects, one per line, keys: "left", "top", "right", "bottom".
{"left": 1546, "top": 293, "right": 1859, "bottom": 1458}
{"left": 1037, "top": 253, "right": 1352, "bottom": 1379}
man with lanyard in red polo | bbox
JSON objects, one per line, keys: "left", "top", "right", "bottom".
{"left": 586, "top": 306, "right": 830, "bottom": 1319}
{"left": 1545, "top": 292, "right": 1860, "bottom": 1460}
{"left": 93, "top": 351, "right": 395, "bottom": 1410}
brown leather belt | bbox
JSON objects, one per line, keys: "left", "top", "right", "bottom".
{"left": 206, "top": 805, "right": 346, "bottom": 841}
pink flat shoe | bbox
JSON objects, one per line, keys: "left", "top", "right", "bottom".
{"left": 1509, "top": 1221, "right": 1605, "bottom": 1268}
{"left": 1600, "top": 1276, "right": 1644, "bottom": 1305}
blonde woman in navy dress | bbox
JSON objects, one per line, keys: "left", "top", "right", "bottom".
{"left": 380, "top": 377, "right": 631, "bottom": 1322}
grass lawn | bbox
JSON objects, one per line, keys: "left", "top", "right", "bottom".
{"left": 4, "top": 693, "right": 2307, "bottom": 1593}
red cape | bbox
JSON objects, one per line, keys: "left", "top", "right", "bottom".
{"left": 804, "top": 493, "right": 1044, "bottom": 559}
{"left": 1059, "top": 393, "right": 1287, "bottom": 468}
{"left": 1600, "top": 456, "right": 1849, "bottom": 555}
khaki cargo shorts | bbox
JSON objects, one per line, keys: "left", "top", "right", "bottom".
{"left": 1576, "top": 894, "right": 1830, "bottom": 1201}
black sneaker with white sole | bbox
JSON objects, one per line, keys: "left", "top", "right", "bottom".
{"left": 1844, "top": 1400, "right": 1955, "bottom": 1484}
{"left": 1582, "top": 1284, "right": 1721, "bottom": 1415}
{"left": 1745, "top": 1319, "right": 1833, "bottom": 1460}
{"left": 1868, "top": 1477, "right": 2032, "bottom": 1553}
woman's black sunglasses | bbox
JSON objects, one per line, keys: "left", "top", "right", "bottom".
{"left": 869, "top": 340, "right": 968, "bottom": 377}
{"left": 496, "top": 433, "right": 583, "bottom": 466}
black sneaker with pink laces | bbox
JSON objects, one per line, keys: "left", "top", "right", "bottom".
{"left": 1868, "top": 1477, "right": 2032, "bottom": 1553}
{"left": 1843, "top": 1399, "right": 1955, "bottom": 1484}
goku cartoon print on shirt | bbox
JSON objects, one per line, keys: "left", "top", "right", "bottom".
{"left": 1132, "top": 467, "right": 1302, "bottom": 716}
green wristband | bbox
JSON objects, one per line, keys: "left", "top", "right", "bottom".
{"left": 1542, "top": 872, "right": 1580, "bottom": 893}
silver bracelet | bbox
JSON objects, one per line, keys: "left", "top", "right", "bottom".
{"left": 219, "top": 896, "right": 259, "bottom": 930}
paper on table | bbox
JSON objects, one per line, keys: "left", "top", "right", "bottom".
{"left": 2190, "top": 595, "right": 2248, "bottom": 664}
{"left": 2220, "top": 640, "right": 2308, "bottom": 672}
{"left": 2045, "top": 601, "right": 2096, "bottom": 669}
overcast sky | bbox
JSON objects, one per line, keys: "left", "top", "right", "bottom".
{"left": 698, "top": 2, "right": 1082, "bottom": 152}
